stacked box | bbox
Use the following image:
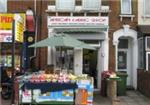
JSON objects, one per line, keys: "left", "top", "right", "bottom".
{"left": 61, "top": 89, "right": 74, "bottom": 101}
{"left": 36, "top": 91, "right": 60, "bottom": 102}
{"left": 76, "top": 77, "right": 94, "bottom": 105}
{"left": 20, "top": 90, "right": 32, "bottom": 103}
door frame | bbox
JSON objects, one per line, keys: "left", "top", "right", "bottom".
{"left": 117, "top": 48, "right": 131, "bottom": 86}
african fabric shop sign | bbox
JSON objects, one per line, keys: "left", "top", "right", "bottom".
{"left": 0, "top": 13, "right": 25, "bottom": 42}
{"left": 47, "top": 16, "right": 108, "bottom": 27}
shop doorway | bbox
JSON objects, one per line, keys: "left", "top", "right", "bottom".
{"left": 83, "top": 49, "right": 98, "bottom": 88}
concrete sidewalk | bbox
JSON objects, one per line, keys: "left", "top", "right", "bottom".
{"left": 94, "top": 91, "right": 150, "bottom": 105}
{"left": 1, "top": 91, "right": 150, "bottom": 105}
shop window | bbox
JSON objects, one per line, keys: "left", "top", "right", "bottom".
{"left": 82, "top": 0, "right": 101, "bottom": 11}
{"left": 146, "top": 52, "right": 150, "bottom": 71}
{"left": 144, "top": 0, "right": 150, "bottom": 17}
{"left": 138, "top": 38, "right": 144, "bottom": 69}
{"left": 56, "top": 0, "right": 75, "bottom": 11}
{"left": 0, "top": 0, "right": 7, "bottom": 12}
{"left": 145, "top": 37, "right": 150, "bottom": 51}
{"left": 121, "top": 0, "right": 132, "bottom": 15}
{"left": 56, "top": 48, "right": 74, "bottom": 70}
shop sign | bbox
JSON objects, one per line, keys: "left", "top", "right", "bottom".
{"left": 0, "top": 30, "right": 12, "bottom": 42}
{"left": 0, "top": 14, "right": 13, "bottom": 30}
{"left": 0, "top": 13, "right": 25, "bottom": 42}
{"left": 14, "top": 14, "right": 25, "bottom": 42}
{"left": 47, "top": 16, "right": 108, "bottom": 27}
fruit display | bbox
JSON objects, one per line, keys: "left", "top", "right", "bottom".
{"left": 20, "top": 72, "right": 78, "bottom": 83}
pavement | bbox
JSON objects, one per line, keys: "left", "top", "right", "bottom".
{"left": 1, "top": 91, "right": 150, "bottom": 105}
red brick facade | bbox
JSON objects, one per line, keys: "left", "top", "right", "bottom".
{"left": 108, "top": 0, "right": 138, "bottom": 71}
{"left": 7, "top": 0, "right": 138, "bottom": 70}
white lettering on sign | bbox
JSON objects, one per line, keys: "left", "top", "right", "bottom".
{"left": 0, "top": 30, "right": 12, "bottom": 42}
{"left": 47, "top": 16, "right": 108, "bottom": 27}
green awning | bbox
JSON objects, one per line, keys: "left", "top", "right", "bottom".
{"left": 49, "top": 25, "right": 108, "bottom": 33}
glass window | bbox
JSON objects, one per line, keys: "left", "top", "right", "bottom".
{"left": 118, "top": 51, "right": 127, "bottom": 69}
{"left": 146, "top": 37, "right": 150, "bottom": 51}
{"left": 121, "top": 0, "right": 132, "bottom": 14}
{"left": 56, "top": 48, "right": 74, "bottom": 70}
{"left": 0, "top": 0, "right": 7, "bottom": 12}
{"left": 144, "top": 0, "right": 150, "bottom": 16}
{"left": 82, "top": 0, "right": 101, "bottom": 10}
{"left": 118, "top": 39, "right": 128, "bottom": 49}
{"left": 146, "top": 52, "right": 150, "bottom": 71}
{"left": 56, "top": 0, "right": 75, "bottom": 11}
{"left": 138, "top": 38, "right": 144, "bottom": 68}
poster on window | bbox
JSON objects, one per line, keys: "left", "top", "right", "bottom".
{"left": 0, "top": 30, "right": 12, "bottom": 42}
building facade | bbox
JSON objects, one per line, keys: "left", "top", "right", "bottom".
{"left": 137, "top": 0, "right": 150, "bottom": 98}
{"left": 1, "top": 0, "right": 140, "bottom": 90}
{"left": 5, "top": 0, "right": 110, "bottom": 90}
{"left": 109, "top": 0, "right": 138, "bottom": 89}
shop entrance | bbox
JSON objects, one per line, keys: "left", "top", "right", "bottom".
{"left": 83, "top": 49, "right": 98, "bottom": 88}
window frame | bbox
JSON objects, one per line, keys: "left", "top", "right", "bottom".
{"left": 82, "top": 0, "right": 101, "bottom": 11}
{"left": 120, "top": 0, "right": 132, "bottom": 15}
{"left": 138, "top": 38, "right": 144, "bottom": 69}
{"left": 143, "top": 0, "right": 150, "bottom": 17}
{"left": 0, "top": 0, "right": 7, "bottom": 13}
{"left": 56, "top": 0, "right": 75, "bottom": 11}
{"left": 146, "top": 52, "right": 150, "bottom": 71}
{"left": 145, "top": 36, "right": 150, "bottom": 51}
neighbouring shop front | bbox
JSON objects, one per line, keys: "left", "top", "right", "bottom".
{"left": 0, "top": 13, "right": 25, "bottom": 73}
{"left": 137, "top": 25, "right": 150, "bottom": 98}
{"left": 47, "top": 16, "right": 109, "bottom": 90}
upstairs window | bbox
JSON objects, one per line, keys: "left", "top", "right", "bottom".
{"left": 144, "top": 0, "right": 150, "bottom": 16}
{"left": 121, "top": 0, "right": 132, "bottom": 14}
{"left": 56, "top": 0, "right": 75, "bottom": 11}
{"left": 0, "top": 0, "right": 7, "bottom": 12}
{"left": 82, "top": 0, "right": 101, "bottom": 11}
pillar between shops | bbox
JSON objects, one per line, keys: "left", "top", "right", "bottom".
{"left": 74, "top": 48, "right": 83, "bottom": 75}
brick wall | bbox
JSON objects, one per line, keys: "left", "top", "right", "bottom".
{"left": 108, "top": 0, "right": 138, "bottom": 71}
{"left": 137, "top": 69, "right": 150, "bottom": 98}
{"left": 7, "top": 0, "right": 51, "bottom": 68}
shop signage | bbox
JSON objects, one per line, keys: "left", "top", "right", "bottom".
{"left": 0, "top": 14, "right": 13, "bottom": 30}
{"left": 47, "top": 16, "right": 108, "bottom": 27}
{"left": 0, "top": 13, "right": 25, "bottom": 42}
{"left": 0, "top": 30, "right": 12, "bottom": 42}
{"left": 14, "top": 14, "right": 25, "bottom": 42}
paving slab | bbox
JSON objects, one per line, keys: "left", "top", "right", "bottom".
{"left": 1, "top": 91, "right": 150, "bottom": 105}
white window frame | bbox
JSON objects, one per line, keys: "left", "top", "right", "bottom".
{"left": 121, "top": 0, "right": 132, "bottom": 15}
{"left": 146, "top": 52, "right": 150, "bottom": 71}
{"left": 145, "top": 37, "right": 150, "bottom": 51}
{"left": 143, "top": 0, "right": 150, "bottom": 17}
{"left": 0, "top": 0, "right": 7, "bottom": 13}
{"left": 56, "top": 0, "right": 75, "bottom": 11}
{"left": 82, "top": 0, "right": 101, "bottom": 11}
{"left": 138, "top": 38, "right": 144, "bottom": 69}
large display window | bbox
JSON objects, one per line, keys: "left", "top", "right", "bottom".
{"left": 0, "top": 42, "right": 22, "bottom": 68}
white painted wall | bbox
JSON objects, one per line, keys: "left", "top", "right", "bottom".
{"left": 138, "top": 0, "right": 150, "bottom": 25}
{"left": 74, "top": 49, "right": 83, "bottom": 75}
{"left": 113, "top": 25, "right": 138, "bottom": 89}
{"left": 48, "top": 28, "right": 56, "bottom": 65}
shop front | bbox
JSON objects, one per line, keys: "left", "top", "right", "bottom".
{"left": 47, "top": 16, "right": 109, "bottom": 90}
